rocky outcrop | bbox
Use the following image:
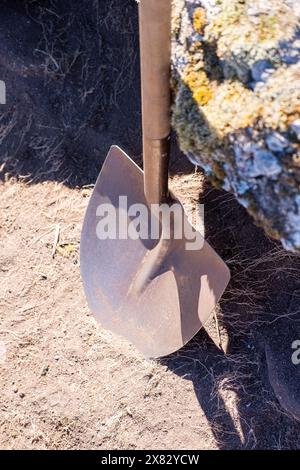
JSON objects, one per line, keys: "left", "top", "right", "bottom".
{"left": 172, "top": 0, "right": 300, "bottom": 252}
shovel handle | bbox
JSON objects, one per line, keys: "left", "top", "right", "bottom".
{"left": 139, "top": 0, "right": 171, "bottom": 205}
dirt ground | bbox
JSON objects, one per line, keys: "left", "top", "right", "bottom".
{"left": 0, "top": 173, "right": 238, "bottom": 451}
{"left": 1, "top": 171, "right": 300, "bottom": 450}
{"left": 1, "top": 0, "right": 300, "bottom": 451}
{"left": 0, "top": 178, "right": 219, "bottom": 450}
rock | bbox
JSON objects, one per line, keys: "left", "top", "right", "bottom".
{"left": 172, "top": 0, "right": 300, "bottom": 252}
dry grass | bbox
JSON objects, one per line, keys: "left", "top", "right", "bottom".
{"left": 1, "top": 0, "right": 139, "bottom": 187}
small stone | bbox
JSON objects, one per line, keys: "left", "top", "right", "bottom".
{"left": 19, "top": 392, "right": 25, "bottom": 398}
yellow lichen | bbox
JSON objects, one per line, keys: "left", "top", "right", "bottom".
{"left": 193, "top": 86, "right": 213, "bottom": 106}
{"left": 183, "top": 70, "right": 213, "bottom": 106}
{"left": 204, "top": 82, "right": 263, "bottom": 136}
{"left": 193, "top": 8, "right": 207, "bottom": 35}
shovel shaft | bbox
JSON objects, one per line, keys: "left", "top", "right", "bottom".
{"left": 139, "top": 0, "right": 171, "bottom": 205}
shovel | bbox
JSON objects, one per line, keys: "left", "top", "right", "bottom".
{"left": 80, "top": 0, "right": 230, "bottom": 358}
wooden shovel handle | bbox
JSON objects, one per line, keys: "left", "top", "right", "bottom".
{"left": 139, "top": 0, "right": 171, "bottom": 205}
{"left": 139, "top": 0, "right": 171, "bottom": 140}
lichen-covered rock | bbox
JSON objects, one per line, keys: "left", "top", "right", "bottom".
{"left": 172, "top": 0, "right": 300, "bottom": 251}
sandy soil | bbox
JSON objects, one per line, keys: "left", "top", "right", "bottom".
{"left": 0, "top": 178, "right": 219, "bottom": 450}
{"left": 1, "top": 172, "right": 300, "bottom": 450}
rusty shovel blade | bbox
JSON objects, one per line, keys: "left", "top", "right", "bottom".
{"left": 80, "top": 146, "right": 230, "bottom": 358}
